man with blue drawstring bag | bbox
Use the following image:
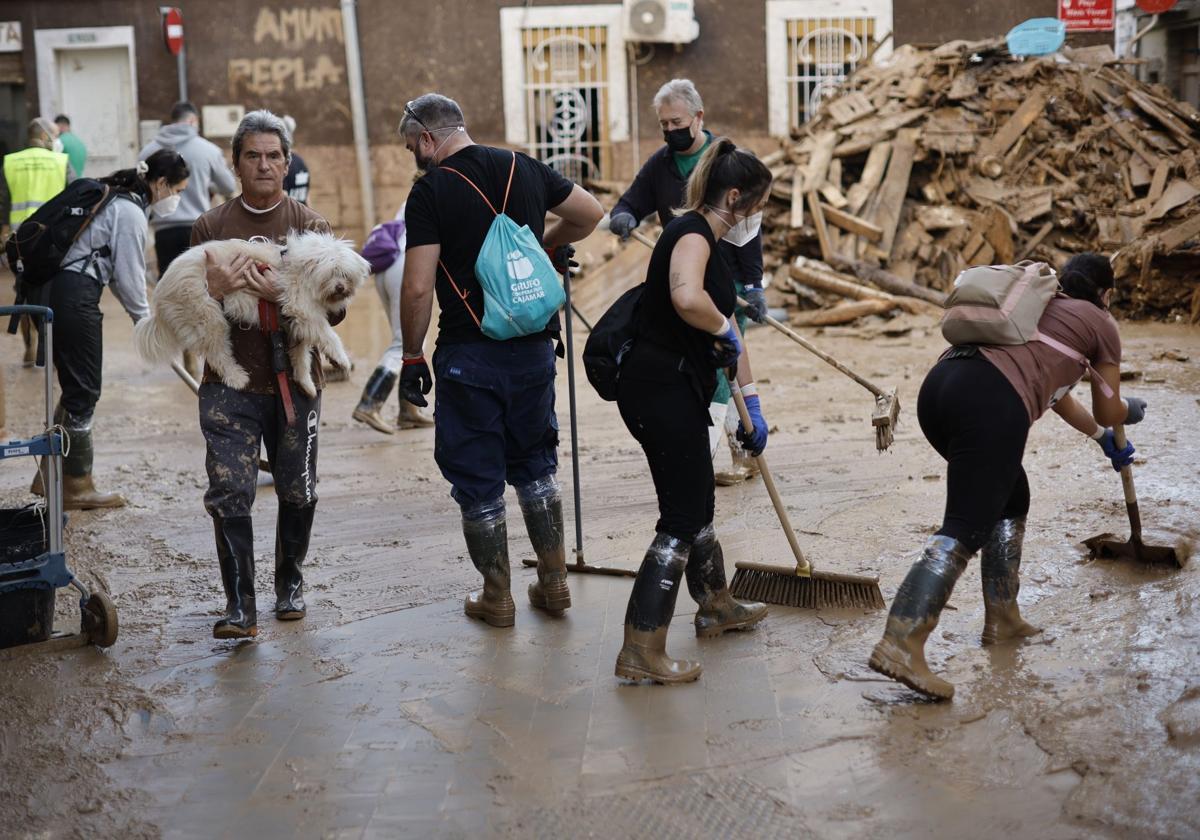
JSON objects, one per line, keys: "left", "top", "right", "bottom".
{"left": 398, "top": 93, "right": 603, "bottom": 629}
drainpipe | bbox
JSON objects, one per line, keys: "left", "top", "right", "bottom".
{"left": 1126, "top": 14, "right": 1160, "bottom": 58}
{"left": 341, "top": 0, "right": 375, "bottom": 237}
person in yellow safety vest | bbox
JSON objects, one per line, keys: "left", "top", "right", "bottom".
{"left": 1, "top": 118, "right": 75, "bottom": 364}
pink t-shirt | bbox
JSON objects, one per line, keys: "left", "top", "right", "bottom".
{"left": 979, "top": 297, "right": 1121, "bottom": 424}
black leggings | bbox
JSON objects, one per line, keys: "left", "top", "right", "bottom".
{"left": 917, "top": 354, "right": 1031, "bottom": 553}
{"left": 46, "top": 270, "right": 104, "bottom": 426}
{"left": 616, "top": 371, "right": 714, "bottom": 543}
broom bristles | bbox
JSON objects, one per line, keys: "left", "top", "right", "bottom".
{"left": 730, "top": 564, "right": 885, "bottom": 610}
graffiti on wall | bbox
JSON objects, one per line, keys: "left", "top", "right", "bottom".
{"left": 228, "top": 6, "right": 346, "bottom": 98}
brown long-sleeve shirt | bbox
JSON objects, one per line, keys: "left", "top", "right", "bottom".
{"left": 190, "top": 196, "right": 341, "bottom": 394}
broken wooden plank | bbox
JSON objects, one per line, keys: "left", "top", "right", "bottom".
{"left": 1148, "top": 161, "right": 1171, "bottom": 204}
{"left": 917, "top": 205, "right": 970, "bottom": 231}
{"left": 828, "top": 256, "right": 947, "bottom": 306}
{"left": 790, "top": 298, "right": 895, "bottom": 327}
{"left": 1129, "top": 156, "right": 1152, "bottom": 189}
{"left": 806, "top": 192, "right": 836, "bottom": 262}
{"left": 1147, "top": 179, "right": 1200, "bottom": 221}
{"left": 1011, "top": 188, "right": 1054, "bottom": 225}
{"left": 827, "top": 91, "right": 875, "bottom": 126}
{"left": 821, "top": 204, "right": 884, "bottom": 242}
{"left": 818, "top": 182, "right": 848, "bottom": 209}
{"left": 1155, "top": 213, "right": 1200, "bottom": 251}
{"left": 846, "top": 142, "right": 891, "bottom": 214}
{"left": 789, "top": 257, "right": 939, "bottom": 315}
{"left": 792, "top": 132, "right": 837, "bottom": 228}
{"left": 1104, "top": 111, "right": 1161, "bottom": 168}
{"left": 1016, "top": 221, "right": 1054, "bottom": 261}
{"left": 873, "top": 128, "right": 919, "bottom": 259}
{"left": 835, "top": 108, "right": 929, "bottom": 139}
{"left": 976, "top": 88, "right": 1048, "bottom": 174}
{"left": 1126, "top": 89, "right": 1200, "bottom": 149}
{"left": 1032, "top": 158, "right": 1077, "bottom": 187}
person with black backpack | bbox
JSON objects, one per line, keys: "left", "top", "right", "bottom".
{"left": 27, "top": 149, "right": 190, "bottom": 510}
{"left": 397, "top": 93, "right": 603, "bottom": 630}
{"left": 609, "top": 139, "right": 772, "bottom": 685}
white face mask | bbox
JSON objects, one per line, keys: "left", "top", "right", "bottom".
{"left": 52, "top": 137, "right": 64, "bottom": 154}
{"left": 152, "top": 193, "right": 182, "bottom": 217}
{"left": 709, "top": 206, "right": 762, "bottom": 248}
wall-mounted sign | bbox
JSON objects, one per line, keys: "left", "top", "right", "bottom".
{"left": 0, "top": 21, "right": 22, "bottom": 52}
{"left": 1136, "top": 0, "right": 1179, "bottom": 13}
{"left": 1058, "top": 0, "right": 1115, "bottom": 31}
{"left": 161, "top": 7, "right": 184, "bottom": 56}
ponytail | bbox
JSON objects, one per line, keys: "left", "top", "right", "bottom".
{"left": 677, "top": 137, "right": 772, "bottom": 215}
{"left": 1059, "top": 253, "right": 1114, "bottom": 309}
{"left": 100, "top": 148, "right": 189, "bottom": 202}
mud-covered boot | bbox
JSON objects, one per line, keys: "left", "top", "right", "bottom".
{"left": 686, "top": 523, "right": 767, "bottom": 638}
{"left": 213, "top": 515, "right": 257, "bottom": 639}
{"left": 58, "top": 427, "right": 126, "bottom": 510}
{"left": 517, "top": 477, "right": 571, "bottom": 614}
{"left": 275, "top": 501, "right": 315, "bottom": 620}
{"left": 351, "top": 367, "right": 397, "bottom": 435}
{"left": 714, "top": 424, "right": 760, "bottom": 487}
{"left": 615, "top": 533, "right": 701, "bottom": 684}
{"left": 980, "top": 517, "right": 1041, "bottom": 645}
{"left": 397, "top": 398, "right": 434, "bottom": 429}
{"left": 868, "top": 535, "right": 972, "bottom": 700}
{"left": 461, "top": 498, "right": 516, "bottom": 627}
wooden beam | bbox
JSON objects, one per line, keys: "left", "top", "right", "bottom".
{"left": 1148, "top": 161, "right": 1171, "bottom": 204}
{"left": 790, "top": 298, "right": 895, "bottom": 327}
{"left": 793, "top": 131, "right": 837, "bottom": 229}
{"left": 828, "top": 256, "right": 947, "bottom": 305}
{"left": 977, "top": 89, "right": 1048, "bottom": 167}
{"left": 820, "top": 204, "right": 884, "bottom": 242}
{"left": 846, "top": 142, "right": 891, "bottom": 215}
{"left": 1016, "top": 221, "right": 1055, "bottom": 261}
{"left": 806, "top": 191, "right": 835, "bottom": 263}
{"left": 788, "top": 257, "right": 940, "bottom": 315}
{"left": 872, "top": 129, "right": 918, "bottom": 260}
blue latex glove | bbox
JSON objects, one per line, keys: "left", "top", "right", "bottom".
{"left": 737, "top": 394, "right": 768, "bottom": 456}
{"left": 741, "top": 285, "right": 768, "bottom": 324}
{"left": 710, "top": 319, "right": 741, "bottom": 369}
{"left": 1096, "top": 429, "right": 1135, "bottom": 472}
{"left": 609, "top": 212, "right": 637, "bottom": 241}
{"left": 400, "top": 357, "right": 433, "bottom": 408}
{"left": 1123, "top": 396, "right": 1147, "bottom": 425}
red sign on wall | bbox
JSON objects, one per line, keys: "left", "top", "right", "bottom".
{"left": 1058, "top": 0, "right": 1115, "bottom": 32}
{"left": 1136, "top": 0, "right": 1178, "bottom": 13}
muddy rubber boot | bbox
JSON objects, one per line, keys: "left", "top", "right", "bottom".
{"left": 461, "top": 498, "right": 516, "bottom": 628}
{"left": 213, "top": 515, "right": 258, "bottom": 639}
{"left": 615, "top": 533, "right": 701, "bottom": 684}
{"left": 275, "top": 501, "right": 315, "bottom": 620}
{"left": 59, "top": 429, "right": 127, "bottom": 510}
{"left": 351, "top": 367, "right": 397, "bottom": 435}
{"left": 868, "top": 534, "right": 971, "bottom": 700}
{"left": 714, "top": 428, "right": 760, "bottom": 487}
{"left": 980, "top": 517, "right": 1041, "bottom": 646}
{"left": 397, "top": 398, "right": 434, "bottom": 429}
{"left": 686, "top": 523, "right": 767, "bottom": 638}
{"left": 517, "top": 477, "right": 571, "bottom": 614}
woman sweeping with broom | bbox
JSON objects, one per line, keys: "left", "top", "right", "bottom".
{"left": 613, "top": 139, "right": 772, "bottom": 684}
{"left": 869, "top": 254, "right": 1146, "bottom": 700}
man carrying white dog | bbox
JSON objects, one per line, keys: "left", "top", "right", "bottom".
{"left": 193, "top": 110, "right": 338, "bottom": 639}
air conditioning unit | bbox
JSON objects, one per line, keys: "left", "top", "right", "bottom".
{"left": 624, "top": 0, "right": 700, "bottom": 44}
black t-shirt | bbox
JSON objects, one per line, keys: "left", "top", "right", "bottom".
{"left": 405, "top": 145, "right": 575, "bottom": 345}
{"left": 625, "top": 211, "right": 735, "bottom": 402}
{"left": 283, "top": 152, "right": 310, "bottom": 205}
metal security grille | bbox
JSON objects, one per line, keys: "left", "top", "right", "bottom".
{"left": 520, "top": 25, "right": 612, "bottom": 183}
{"left": 785, "top": 17, "right": 876, "bottom": 128}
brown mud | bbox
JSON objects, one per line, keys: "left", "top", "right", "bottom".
{"left": 1, "top": 256, "right": 1198, "bottom": 838}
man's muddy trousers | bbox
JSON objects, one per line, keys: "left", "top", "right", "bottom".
{"left": 198, "top": 382, "right": 321, "bottom": 517}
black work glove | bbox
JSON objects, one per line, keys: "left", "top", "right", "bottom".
{"left": 608, "top": 212, "right": 637, "bottom": 241}
{"left": 544, "top": 244, "right": 577, "bottom": 274}
{"left": 400, "top": 357, "right": 433, "bottom": 408}
{"left": 741, "top": 285, "right": 768, "bottom": 324}
{"left": 1123, "top": 396, "right": 1147, "bottom": 425}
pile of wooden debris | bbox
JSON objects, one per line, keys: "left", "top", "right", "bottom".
{"left": 762, "top": 38, "right": 1200, "bottom": 323}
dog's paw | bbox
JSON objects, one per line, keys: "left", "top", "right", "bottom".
{"left": 222, "top": 365, "right": 251, "bottom": 391}
{"left": 296, "top": 377, "right": 318, "bottom": 399}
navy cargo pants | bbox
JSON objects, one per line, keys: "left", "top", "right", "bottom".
{"left": 432, "top": 338, "right": 559, "bottom": 508}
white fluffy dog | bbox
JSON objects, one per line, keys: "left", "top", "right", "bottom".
{"left": 135, "top": 231, "right": 368, "bottom": 397}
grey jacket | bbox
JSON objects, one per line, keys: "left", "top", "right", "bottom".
{"left": 62, "top": 194, "right": 150, "bottom": 322}
{"left": 139, "top": 123, "right": 237, "bottom": 230}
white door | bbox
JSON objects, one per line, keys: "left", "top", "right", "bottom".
{"left": 56, "top": 47, "right": 136, "bottom": 177}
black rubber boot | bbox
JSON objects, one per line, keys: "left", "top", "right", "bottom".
{"left": 615, "top": 533, "right": 701, "bottom": 684}
{"left": 352, "top": 367, "right": 398, "bottom": 435}
{"left": 517, "top": 478, "right": 571, "bottom": 614}
{"left": 213, "top": 515, "right": 257, "bottom": 639}
{"left": 868, "top": 535, "right": 972, "bottom": 700}
{"left": 981, "top": 517, "right": 1041, "bottom": 645}
{"left": 685, "top": 523, "right": 767, "bottom": 638}
{"left": 462, "top": 498, "right": 515, "bottom": 627}
{"left": 275, "top": 501, "right": 315, "bottom": 620}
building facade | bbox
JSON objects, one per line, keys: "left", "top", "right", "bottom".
{"left": 0, "top": 0, "right": 1102, "bottom": 234}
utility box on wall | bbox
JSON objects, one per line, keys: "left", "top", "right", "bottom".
{"left": 202, "top": 104, "right": 244, "bottom": 139}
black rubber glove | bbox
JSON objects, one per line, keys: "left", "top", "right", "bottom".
{"left": 1123, "top": 396, "right": 1147, "bottom": 425}
{"left": 741, "top": 286, "right": 768, "bottom": 324}
{"left": 400, "top": 357, "right": 433, "bottom": 408}
{"left": 609, "top": 212, "right": 637, "bottom": 241}
{"left": 545, "top": 244, "right": 577, "bottom": 274}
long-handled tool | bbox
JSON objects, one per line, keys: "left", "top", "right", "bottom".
{"left": 740, "top": 298, "right": 900, "bottom": 452}
{"left": 1083, "top": 424, "right": 1184, "bottom": 567}
{"left": 171, "top": 360, "right": 273, "bottom": 474}
{"left": 522, "top": 263, "right": 636, "bottom": 578}
{"left": 726, "top": 387, "right": 885, "bottom": 609}
{"left": 628, "top": 230, "right": 900, "bottom": 450}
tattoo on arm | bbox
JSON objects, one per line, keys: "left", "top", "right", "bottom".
{"left": 670, "top": 270, "right": 687, "bottom": 291}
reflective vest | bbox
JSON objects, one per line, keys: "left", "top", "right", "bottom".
{"left": 3, "top": 147, "right": 69, "bottom": 226}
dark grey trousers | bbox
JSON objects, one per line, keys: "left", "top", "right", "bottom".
{"left": 198, "top": 382, "right": 321, "bottom": 517}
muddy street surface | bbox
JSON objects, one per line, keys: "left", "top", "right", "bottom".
{"left": 1, "top": 268, "right": 1198, "bottom": 839}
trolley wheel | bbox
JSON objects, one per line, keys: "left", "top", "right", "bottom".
{"left": 81, "top": 591, "right": 118, "bottom": 648}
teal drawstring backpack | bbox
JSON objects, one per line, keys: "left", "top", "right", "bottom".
{"left": 440, "top": 152, "right": 565, "bottom": 340}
